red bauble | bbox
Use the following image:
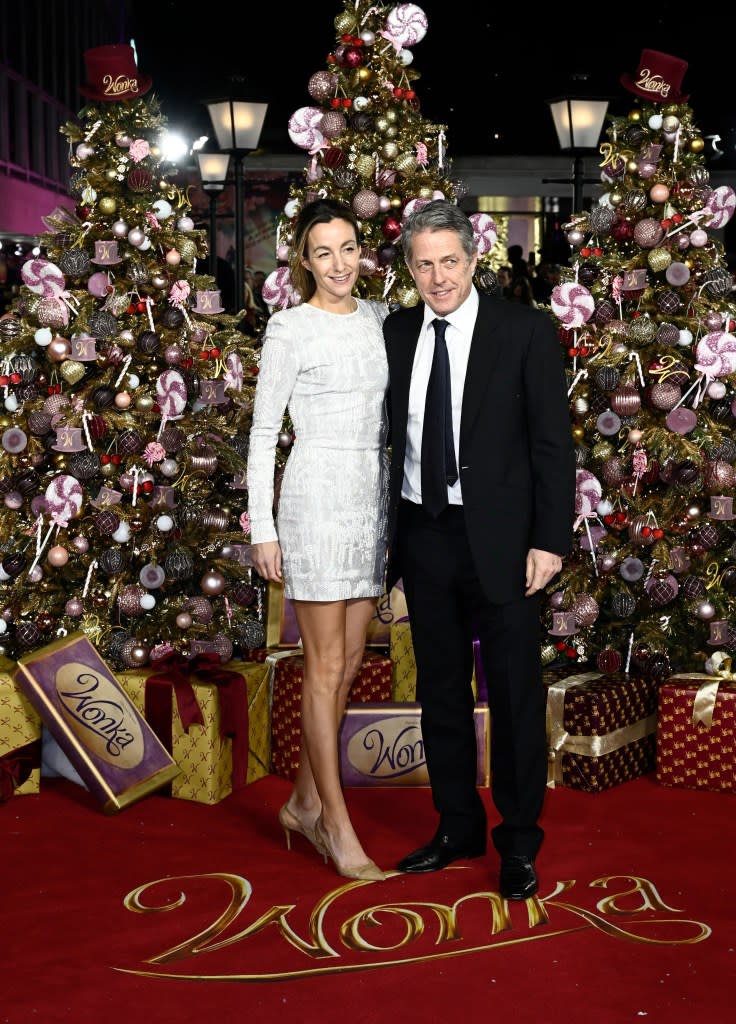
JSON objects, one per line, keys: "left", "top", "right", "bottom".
{"left": 343, "top": 47, "right": 364, "bottom": 69}
{"left": 382, "top": 216, "right": 402, "bottom": 240}
{"left": 611, "top": 219, "right": 634, "bottom": 242}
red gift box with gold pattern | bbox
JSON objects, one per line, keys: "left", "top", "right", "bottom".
{"left": 656, "top": 674, "right": 736, "bottom": 792}
{"left": 269, "top": 651, "right": 392, "bottom": 782}
{"left": 544, "top": 670, "right": 657, "bottom": 792}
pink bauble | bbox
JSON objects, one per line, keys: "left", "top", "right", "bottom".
{"left": 649, "top": 183, "right": 670, "bottom": 203}
{"left": 47, "top": 545, "right": 69, "bottom": 567}
{"left": 165, "top": 249, "right": 181, "bottom": 266}
{"left": 65, "top": 598, "right": 84, "bottom": 617}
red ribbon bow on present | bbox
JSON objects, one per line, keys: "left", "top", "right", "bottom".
{"left": 144, "top": 651, "right": 249, "bottom": 790}
{"left": 0, "top": 739, "right": 42, "bottom": 805}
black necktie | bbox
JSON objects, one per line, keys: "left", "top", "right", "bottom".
{"left": 421, "top": 318, "right": 458, "bottom": 518}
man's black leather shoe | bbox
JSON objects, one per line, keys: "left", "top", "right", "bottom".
{"left": 499, "top": 855, "right": 538, "bottom": 900}
{"left": 397, "top": 832, "right": 486, "bottom": 873}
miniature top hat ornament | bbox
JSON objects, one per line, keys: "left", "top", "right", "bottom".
{"left": 192, "top": 289, "right": 225, "bottom": 315}
{"left": 620, "top": 49, "right": 689, "bottom": 104}
{"left": 548, "top": 611, "right": 579, "bottom": 637}
{"left": 79, "top": 44, "right": 152, "bottom": 103}
{"left": 90, "top": 240, "right": 122, "bottom": 265}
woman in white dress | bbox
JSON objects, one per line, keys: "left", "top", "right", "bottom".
{"left": 247, "top": 199, "right": 388, "bottom": 881}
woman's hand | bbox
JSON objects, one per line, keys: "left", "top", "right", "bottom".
{"left": 251, "top": 540, "right": 283, "bottom": 583}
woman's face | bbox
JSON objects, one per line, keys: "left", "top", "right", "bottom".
{"left": 301, "top": 218, "right": 360, "bottom": 304}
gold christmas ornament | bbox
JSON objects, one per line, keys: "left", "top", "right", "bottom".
{"left": 396, "top": 286, "right": 420, "bottom": 307}
{"left": 689, "top": 137, "right": 705, "bottom": 152}
{"left": 628, "top": 110, "right": 642, "bottom": 121}
{"left": 177, "top": 238, "right": 198, "bottom": 263}
{"left": 358, "top": 67, "right": 373, "bottom": 83}
{"left": 381, "top": 142, "right": 399, "bottom": 160}
{"left": 354, "top": 154, "right": 376, "bottom": 179}
{"left": 626, "top": 159, "right": 639, "bottom": 174}
{"left": 572, "top": 425, "right": 585, "bottom": 441}
{"left": 99, "top": 196, "right": 117, "bottom": 215}
{"left": 335, "top": 10, "right": 357, "bottom": 32}
{"left": 60, "top": 360, "right": 86, "bottom": 385}
{"left": 389, "top": 196, "right": 403, "bottom": 208}
{"left": 395, "top": 152, "right": 417, "bottom": 175}
{"left": 648, "top": 248, "right": 672, "bottom": 272}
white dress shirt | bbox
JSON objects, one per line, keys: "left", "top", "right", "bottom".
{"left": 402, "top": 287, "right": 479, "bottom": 506}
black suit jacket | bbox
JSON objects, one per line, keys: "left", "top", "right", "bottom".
{"left": 384, "top": 291, "right": 576, "bottom": 604}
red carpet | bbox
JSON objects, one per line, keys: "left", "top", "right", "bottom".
{"left": 3, "top": 774, "right": 733, "bottom": 1023}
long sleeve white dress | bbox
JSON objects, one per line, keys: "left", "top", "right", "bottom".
{"left": 247, "top": 298, "right": 389, "bottom": 601}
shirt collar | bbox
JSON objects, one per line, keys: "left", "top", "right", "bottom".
{"left": 422, "top": 286, "right": 479, "bottom": 336}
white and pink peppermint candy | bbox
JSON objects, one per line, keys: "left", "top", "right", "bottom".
{"left": 239, "top": 511, "right": 251, "bottom": 534}
{"left": 21, "top": 258, "right": 66, "bottom": 297}
{"left": 575, "top": 469, "right": 602, "bottom": 517}
{"left": 402, "top": 197, "right": 431, "bottom": 221}
{"left": 45, "top": 473, "right": 83, "bottom": 526}
{"left": 128, "top": 138, "right": 150, "bottom": 163}
{"left": 262, "top": 267, "right": 297, "bottom": 310}
{"left": 143, "top": 441, "right": 166, "bottom": 466}
{"left": 703, "top": 185, "right": 736, "bottom": 229}
{"left": 168, "top": 280, "right": 191, "bottom": 307}
{"left": 694, "top": 331, "right": 736, "bottom": 378}
{"left": 469, "top": 213, "right": 498, "bottom": 255}
{"left": 551, "top": 282, "right": 595, "bottom": 329}
{"left": 156, "top": 369, "right": 187, "bottom": 419}
{"left": 382, "top": 3, "right": 428, "bottom": 49}
{"left": 224, "top": 351, "right": 244, "bottom": 392}
{"left": 287, "top": 107, "right": 326, "bottom": 153}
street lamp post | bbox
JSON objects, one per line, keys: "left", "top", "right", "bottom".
{"left": 546, "top": 80, "right": 609, "bottom": 213}
{"left": 204, "top": 93, "right": 268, "bottom": 314}
{"left": 195, "top": 151, "right": 231, "bottom": 278}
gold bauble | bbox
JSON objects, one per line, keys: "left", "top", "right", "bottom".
{"left": 382, "top": 142, "right": 399, "bottom": 159}
{"left": 541, "top": 644, "right": 558, "bottom": 666}
{"left": 105, "top": 169, "right": 118, "bottom": 181}
{"left": 100, "top": 463, "right": 114, "bottom": 477}
{"left": 99, "top": 196, "right": 117, "bottom": 215}
{"left": 662, "top": 115, "right": 680, "bottom": 133}
{"left": 178, "top": 238, "right": 198, "bottom": 263}
{"left": 395, "top": 152, "right": 417, "bottom": 175}
{"left": 591, "top": 441, "right": 614, "bottom": 461}
{"left": 626, "top": 159, "right": 639, "bottom": 174}
{"left": 628, "top": 109, "right": 641, "bottom": 121}
{"left": 60, "top": 360, "right": 86, "bottom": 384}
{"left": 418, "top": 186, "right": 434, "bottom": 199}
{"left": 0, "top": 415, "right": 12, "bottom": 429}
{"left": 375, "top": 116, "right": 389, "bottom": 133}
{"left": 334, "top": 10, "right": 357, "bottom": 32}
{"left": 609, "top": 189, "right": 624, "bottom": 206}
{"left": 662, "top": 104, "right": 680, "bottom": 116}
{"left": 572, "top": 425, "right": 585, "bottom": 441}
{"left": 354, "top": 154, "right": 376, "bottom": 179}
{"left": 136, "top": 395, "right": 155, "bottom": 412}
{"left": 384, "top": 125, "right": 398, "bottom": 139}
{"left": 648, "top": 248, "right": 672, "bottom": 273}
{"left": 358, "top": 67, "right": 373, "bottom": 83}
{"left": 396, "top": 286, "right": 420, "bottom": 307}
{"left": 389, "top": 196, "right": 403, "bottom": 208}
{"left": 689, "top": 137, "right": 705, "bottom": 153}
{"left": 386, "top": 109, "right": 398, "bottom": 123}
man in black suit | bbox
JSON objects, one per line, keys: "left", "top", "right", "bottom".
{"left": 384, "top": 201, "right": 575, "bottom": 899}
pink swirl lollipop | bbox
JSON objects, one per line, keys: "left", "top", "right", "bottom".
{"left": 45, "top": 473, "right": 83, "bottom": 525}
{"left": 262, "top": 267, "right": 298, "bottom": 310}
{"left": 551, "top": 282, "right": 595, "bottom": 328}
{"left": 21, "top": 258, "right": 66, "bottom": 297}
{"left": 288, "top": 107, "right": 326, "bottom": 153}
{"left": 575, "top": 469, "right": 603, "bottom": 517}
{"left": 156, "top": 369, "right": 187, "bottom": 419}
{"left": 704, "top": 185, "right": 736, "bottom": 229}
{"left": 469, "top": 213, "right": 498, "bottom": 255}
{"left": 383, "top": 4, "right": 428, "bottom": 47}
{"left": 694, "top": 331, "right": 736, "bottom": 378}
{"left": 402, "top": 197, "right": 430, "bottom": 221}
{"left": 224, "top": 352, "right": 244, "bottom": 392}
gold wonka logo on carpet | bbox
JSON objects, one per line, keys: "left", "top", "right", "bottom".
{"left": 115, "top": 873, "right": 711, "bottom": 981}
{"left": 56, "top": 662, "right": 144, "bottom": 766}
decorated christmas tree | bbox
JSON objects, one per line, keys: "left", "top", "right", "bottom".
{"left": 254, "top": 0, "right": 499, "bottom": 479}
{"left": 0, "top": 45, "right": 266, "bottom": 669}
{"left": 543, "top": 57, "right": 736, "bottom": 680}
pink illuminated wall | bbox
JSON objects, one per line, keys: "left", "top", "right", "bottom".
{"left": 0, "top": 177, "right": 75, "bottom": 237}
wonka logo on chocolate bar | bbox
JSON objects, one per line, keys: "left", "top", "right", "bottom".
{"left": 56, "top": 662, "right": 144, "bottom": 766}
{"left": 346, "top": 716, "right": 425, "bottom": 780}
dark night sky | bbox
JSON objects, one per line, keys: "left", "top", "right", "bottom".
{"left": 127, "top": 3, "right": 734, "bottom": 165}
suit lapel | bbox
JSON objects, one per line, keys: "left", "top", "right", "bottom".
{"left": 389, "top": 306, "right": 423, "bottom": 447}
{"left": 459, "top": 294, "right": 507, "bottom": 451}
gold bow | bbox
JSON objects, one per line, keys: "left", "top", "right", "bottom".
{"left": 670, "top": 660, "right": 736, "bottom": 728}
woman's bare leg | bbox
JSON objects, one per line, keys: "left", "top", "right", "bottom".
{"left": 288, "top": 597, "right": 377, "bottom": 870}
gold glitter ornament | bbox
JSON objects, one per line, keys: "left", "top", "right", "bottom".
{"left": 592, "top": 441, "right": 614, "bottom": 462}
{"left": 334, "top": 10, "right": 357, "bottom": 32}
{"left": 354, "top": 154, "right": 376, "bottom": 179}
{"left": 99, "top": 196, "right": 117, "bottom": 215}
{"left": 648, "top": 247, "right": 672, "bottom": 272}
{"left": 395, "top": 152, "right": 417, "bottom": 175}
{"left": 396, "top": 286, "right": 420, "bottom": 307}
{"left": 541, "top": 644, "right": 557, "bottom": 666}
{"left": 177, "top": 238, "right": 198, "bottom": 263}
{"left": 60, "top": 360, "right": 86, "bottom": 385}
{"left": 381, "top": 142, "right": 399, "bottom": 160}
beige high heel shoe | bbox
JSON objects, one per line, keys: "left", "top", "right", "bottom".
{"left": 315, "top": 816, "right": 386, "bottom": 882}
{"left": 279, "top": 804, "right": 326, "bottom": 857}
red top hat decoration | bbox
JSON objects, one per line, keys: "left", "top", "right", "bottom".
{"left": 79, "top": 44, "right": 152, "bottom": 102}
{"left": 621, "top": 49, "right": 689, "bottom": 104}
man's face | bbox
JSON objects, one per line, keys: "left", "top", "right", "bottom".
{"left": 407, "top": 229, "right": 477, "bottom": 317}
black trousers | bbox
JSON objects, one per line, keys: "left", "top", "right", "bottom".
{"left": 397, "top": 500, "right": 547, "bottom": 859}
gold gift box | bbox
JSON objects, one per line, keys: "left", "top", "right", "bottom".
{"left": 119, "top": 659, "right": 271, "bottom": 804}
{"left": 0, "top": 657, "right": 41, "bottom": 796}
{"left": 389, "top": 621, "right": 478, "bottom": 703}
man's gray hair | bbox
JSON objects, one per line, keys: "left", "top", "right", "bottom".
{"left": 401, "top": 200, "right": 476, "bottom": 262}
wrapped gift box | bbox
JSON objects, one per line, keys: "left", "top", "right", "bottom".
{"left": 656, "top": 674, "right": 736, "bottom": 792}
{"left": 389, "top": 621, "right": 482, "bottom": 702}
{"left": 15, "top": 633, "right": 179, "bottom": 813}
{"left": 340, "top": 702, "right": 490, "bottom": 787}
{"left": 544, "top": 670, "right": 657, "bottom": 792}
{"left": 0, "top": 658, "right": 41, "bottom": 800}
{"left": 120, "top": 655, "right": 270, "bottom": 804}
{"left": 270, "top": 651, "right": 393, "bottom": 781}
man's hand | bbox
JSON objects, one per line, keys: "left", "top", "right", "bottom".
{"left": 525, "top": 548, "right": 562, "bottom": 596}
{"left": 250, "top": 540, "right": 283, "bottom": 583}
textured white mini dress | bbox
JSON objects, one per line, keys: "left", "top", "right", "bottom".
{"left": 247, "top": 298, "right": 389, "bottom": 601}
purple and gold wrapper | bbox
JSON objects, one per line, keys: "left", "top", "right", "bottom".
{"left": 656, "top": 673, "right": 736, "bottom": 792}
{"left": 0, "top": 657, "right": 41, "bottom": 801}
